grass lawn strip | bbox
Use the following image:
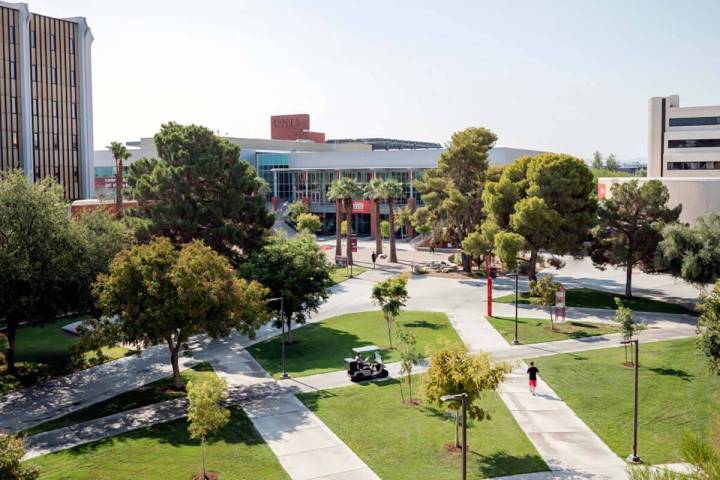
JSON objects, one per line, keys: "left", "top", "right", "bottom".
{"left": 28, "top": 406, "right": 290, "bottom": 480}
{"left": 493, "top": 287, "right": 695, "bottom": 315}
{"left": 330, "top": 265, "right": 367, "bottom": 284}
{"left": 23, "top": 362, "right": 217, "bottom": 436}
{"left": 530, "top": 338, "right": 719, "bottom": 465}
{"left": 1, "top": 317, "right": 130, "bottom": 395}
{"left": 298, "top": 378, "right": 548, "bottom": 479}
{"left": 486, "top": 315, "right": 619, "bottom": 344}
{"left": 248, "top": 310, "right": 463, "bottom": 379}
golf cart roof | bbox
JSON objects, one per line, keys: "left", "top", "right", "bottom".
{"left": 352, "top": 345, "right": 381, "bottom": 354}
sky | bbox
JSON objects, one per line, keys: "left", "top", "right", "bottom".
{"left": 27, "top": 0, "right": 720, "bottom": 161}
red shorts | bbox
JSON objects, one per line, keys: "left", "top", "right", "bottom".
{"left": 529, "top": 379, "right": 537, "bottom": 388}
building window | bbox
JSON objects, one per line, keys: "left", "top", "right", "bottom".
{"left": 12, "top": 132, "right": 18, "bottom": 149}
{"left": 33, "top": 132, "right": 39, "bottom": 149}
{"left": 10, "top": 62, "right": 16, "bottom": 79}
{"left": 668, "top": 139, "right": 720, "bottom": 149}
{"left": 32, "top": 99, "right": 38, "bottom": 116}
{"left": 71, "top": 102, "right": 77, "bottom": 119}
{"left": 52, "top": 101, "right": 58, "bottom": 118}
{"left": 31, "top": 64, "right": 37, "bottom": 82}
{"left": 30, "top": 31, "right": 36, "bottom": 48}
{"left": 51, "top": 67, "right": 57, "bottom": 84}
{"left": 72, "top": 134, "right": 78, "bottom": 150}
{"left": 70, "top": 70, "right": 76, "bottom": 87}
{"left": 50, "top": 33, "right": 56, "bottom": 51}
{"left": 667, "top": 161, "right": 720, "bottom": 170}
{"left": 53, "top": 134, "right": 59, "bottom": 150}
{"left": 70, "top": 35, "right": 75, "bottom": 54}
{"left": 669, "top": 116, "right": 720, "bottom": 127}
{"left": 9, "top": 26, "right": 15, "bottom": 44}
{"left": 11, "top": 96, "right": 17, "bottom": 114}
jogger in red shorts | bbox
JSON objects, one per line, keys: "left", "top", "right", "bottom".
{"left": 527, "top": 362, "right": 539, "bottom": 396}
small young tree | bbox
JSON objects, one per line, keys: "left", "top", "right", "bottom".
{"left": 605, "top": 153, "right": 619, "bottom": 171}
{"left": 380, "top": 220, "right": 391, "bottom": 250}
{"left": 0, "top": 433, "right": 40, "bottom": 480}
{"left": 296, "top": 213, "right": 322, "bottom": 234}
{"left": 591, "top": 151, "right": 604, "bottom": 170}
{"left": 396, "top": 327, "right": 422, "bottom": 404}
{"left": 697, "top": 281, "right": 720, "bottom": 374}
{"left": 529, "top": 274, "right": 561, "bottom": 330}
{"left": 615, "top": 297, "right": 646, "bottom": 366}
{"left": 423, "top": 341, "right": 511, "bottom": 448}
{"left": 92, "top": 238, "right": 269, "bottom": 389}
{"left": 187, "top": 377, "right": 230, "bottom": 480}
{"left": 371, "top": 275, "right": 409, "bottom": 349}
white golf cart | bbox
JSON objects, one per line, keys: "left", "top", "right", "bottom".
{"left": 344, "top": 345, "right": 389, "bottom": 382}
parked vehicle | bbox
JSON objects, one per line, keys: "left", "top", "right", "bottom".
{"left": 344, "top": 345, "right": 389, "bottom": 382}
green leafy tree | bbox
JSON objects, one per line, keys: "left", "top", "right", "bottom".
{"left": 656, "top": 213, "right": 720, "bottom": 284}
{"left": 187, "top": 377, "right": 230, "bottom": 480}
{"left": 591, "top": 151, "right": 604, "bottom": 170}
{"left": 414, "top": 127, "right": 497, "bottom": 271}
{"left": 327, "top": 178, "right": 361, "bottom": 265}
{"left": 239, "top": 234, "right": 334, "bottom": 343}
{"left": 92, "top": 237, "right": 269, "bottom": 389}
{"left": 483, "top": 153, "right": 596, "bottom": 280}
{"left": 493, "top": 231, "right": 526, "bottom": 271}
{"left": 296, "top": 213, "right": 322, "bottom": 234}
{"left": 380, "top": 220, "right": 391, "bottom": 247}
{"left": 696, "top": 282, "right": 720, "bottom": 374}
{"left": 529, "top": 274, "right": 561, "bottom": 329}
{"left": 286, "top": 200, "right": 309, "bottom": 224}
{"left": 461, "top": 229, "right": 493, "bottom": 269}
{"left": 108, "top": 141, "right": 131, "bottom": 217}
{"left": 364, "top": 177, "right": 385, "bottom": 255}
{"left": 126, "top": 123, "right": 274, "bottom": 265}
{"left": 423, "top": 341, "right": 511, "bottom": 448}
{"left": 605, "top": 153, "right": 619, "bottom": 171}
{"left": 395, "top": 327, "right": 422, "bottom": 404}
{"left": 371, "top": 275, "right": 409, "bottom": 349}
{"left": 615, "top": 297, "right": 646, "bottom": 365}
{"left": 591, "top": 179, "right": 681, "bottom": 297}
{"left": 379, "top": 178, "right": 405, "bottom": 263}
{"left": 0, "top": 434, "right": 39, "bottom": 480}
{"left": 340, "top": 220, "right": 348, "bottom": 237}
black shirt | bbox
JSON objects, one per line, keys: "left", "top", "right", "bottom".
{"left": 527, "top": 366, "right": 539, "bottom": 380}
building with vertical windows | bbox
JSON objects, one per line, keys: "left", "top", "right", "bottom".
{"left": 0, "top": 1, "right": 94, "bottom": 200}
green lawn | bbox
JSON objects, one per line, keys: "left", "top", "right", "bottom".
{"left": 24, "top": 363, "right": 217, "bottom": 436}
{"left": 298, "top": 378, "right": 548, "bottom": 479}
{"left": 29, "top": 406, "right": 289, "bottom": 480}
{"left": 494, "top": 287, "right": 695, "bottom": 315}
{"left": 531, "top": 338, "right": 719, "bottom": 464}
{"left": 486, "top": 316, "right": 619, "bottom": 344}
{"left": 247, "top": 310, "right": 463, "bottom": 378}
{"left": 1, "top": 318, "right": 130, "bottom": 394}
{"left": 330, "top": 265, "right": 367, "bottom": 284}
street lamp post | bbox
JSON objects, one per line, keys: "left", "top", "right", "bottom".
{"left": 621, "top": 339, "right": 641, "bottom": 464}
{"left": 267, "top": 296, "right": 289, "bottom": 379}
{"left": 441, "top": 393, "right": 468, "bottom": 480}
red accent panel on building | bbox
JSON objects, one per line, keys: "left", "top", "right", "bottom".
{"left": 271, "top": 114, "right": 326, "bottom": 143}
{"left": 352, "top": 200, "right": 371, "bottom": 214}
{"left": 597, "top": 183, "right": 606, "bottom": 200}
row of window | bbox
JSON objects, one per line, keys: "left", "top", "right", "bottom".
{"left": 669, "top": 116, "right": 720, "bottom": 127}
{"left": 5, "top": 96, "right": 77, "bottom": 118}
{"left": 668, "top": 139, "right": 720, "bottom": 149}
{"left": 667, "top": 161, "right": 720, "bottom": 170}
{"left": 1, "top": 131, "right": 78, "bottom": 150}
{"left": 4, "top": 27, "right": 75, "bottom": 53}
{"left": 6, "top": 62, "right": 77, "bottom": 86}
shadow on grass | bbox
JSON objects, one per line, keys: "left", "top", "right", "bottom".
{"left": 403, "top": 320, "right": 441, "bottom": 330}
{"left": 648, "top": 367, "right": 694, "bottom": 381}
{"left": 470, "top": 450, "right": 548, "bottom": 478}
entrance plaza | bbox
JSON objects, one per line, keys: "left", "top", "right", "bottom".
{"left": 2, "top": 236, "right": 706, "bottom": 479}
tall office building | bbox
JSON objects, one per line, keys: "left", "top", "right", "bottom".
{"left": 0, "top": 1, "right": 93, "bottom": 199}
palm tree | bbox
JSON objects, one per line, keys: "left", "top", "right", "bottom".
{"left": 364, "top": 177, "right": 384, "bottom": 256}
{"left": 328, "top": 177, "right": 360, "bottom": 265}
{"left": 108, "top": 141, "right": 131, "bottom": 217}
{"left": 379, "top": 178, "right": 404, "bottom": 263}
{"left": 327, "top": 179, "right": 344, "bottom": 256}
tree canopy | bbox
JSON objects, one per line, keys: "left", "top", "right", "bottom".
{"left": 92, "top": 237, "right": 269, "bottom": 388}
{"left": 656, "top": 213, "right": 720, "bottom": 285}
{"left": 696, "top": 281, "right": 720, "bottom": 375}
{"left": 126, "top": 122, "right": 274, "bottom": 265}
{"left": 187, "top": 377, "right": 230, "bottom": 479}
{"left": 590, "top": 179, "right": 681, "bottom": 296}
{"left": 296, "top": 213, "right": 322, "bottom": 234}
{"left": 371, "top": 275, "right": 409, "bottom": 349}
{"left": 0, "top": 433, "right": 39, "bottom": 480}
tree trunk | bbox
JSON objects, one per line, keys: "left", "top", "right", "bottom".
{"left": 625, "top": 257, "right": 633, "bottom": 298}
{"left": 527, "top": 249, "right": 537, "bottom": 281}
{"left": 388, "top": 198, "right": 397, "bottom": 263}
{"left": 386, "top": 317, "right": 393, "bottom": 349}
{"left": 201, "top": 437, "right": 207, "bottom": 479}
{"left": 168, "top": 341, "right": 183, "bottom": 390}
{"left": 375, "top": 200, "right": 383, "bottom": 255}
{"left": 345, "top": 199, "right": 353, "bottom": 265}
{"left": 399, "top": 375, "right": 406, "bottom": 404}
{"left": 461, "top": 252, "right": 471, "bottom": 272}
{"left": 115, "top": 157, "right": 123, "bottom": 218}
{"left": 408, "top": 372, "right": 413, "bottom": 402}
{"left": 5, "top": 318, "right": 18, "bottom": 375}
{"left": 335, "top": 200, "right": 342, "bottom": 256}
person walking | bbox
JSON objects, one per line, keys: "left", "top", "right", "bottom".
{"left": 371, "top": 251, "right": 377, "bottom": 269}
{"left": 527, "top": 362, "right": 539, "bottom": 396}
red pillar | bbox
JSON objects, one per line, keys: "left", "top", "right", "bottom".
{"left": 271, "top": 196, "right": 280, "bottom": 211}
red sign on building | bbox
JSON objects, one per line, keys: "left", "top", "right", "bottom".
{"left": 352, "top": 200, "right": 371, "bottom": 214}
{"left": 270, "top": 114, "right": 326, "bottom": 143}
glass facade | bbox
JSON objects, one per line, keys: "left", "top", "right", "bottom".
{"left": 668, "top": 139, "right": 720, "bottom": 148}
{"left": 667, "top": 161, "right": 720, "bottom": 170}
{"left": 256, "top": 153, "right": 290, "bottom": 201}
{"left": 669, "top": 116, "right": 720, "bottom": 127}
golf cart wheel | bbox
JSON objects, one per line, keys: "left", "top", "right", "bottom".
{"left": 379, "top": 369, "right": 389, "bottom": 378}
{"left": 351, "top": 373, "right": 366, "bottom": 383}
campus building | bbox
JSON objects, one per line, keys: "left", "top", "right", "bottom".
{"left": 0, "top": 1, "right": 94, "bottom": 199}
{"left": 599, "top": 95, "right": 720, "bottom": 224}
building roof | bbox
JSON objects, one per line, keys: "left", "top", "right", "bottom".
{"left": 326, "top": 138, "right": 442, "bottom": 150}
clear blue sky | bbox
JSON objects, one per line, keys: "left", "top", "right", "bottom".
{"left": 29, "top": 0, "right": 720, "bottom": 160}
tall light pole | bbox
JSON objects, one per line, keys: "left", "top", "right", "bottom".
{"left": 267, "top": 296, "right": 289, "bottom": 379}
{"left": 509, "top": 257, "right": 524, "bottom": 345}
{"left": 441, "top": 393, "right": 468, "bottom": 480}
{"left": 621, "top": 339, "right": 641, "bottom": 464}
